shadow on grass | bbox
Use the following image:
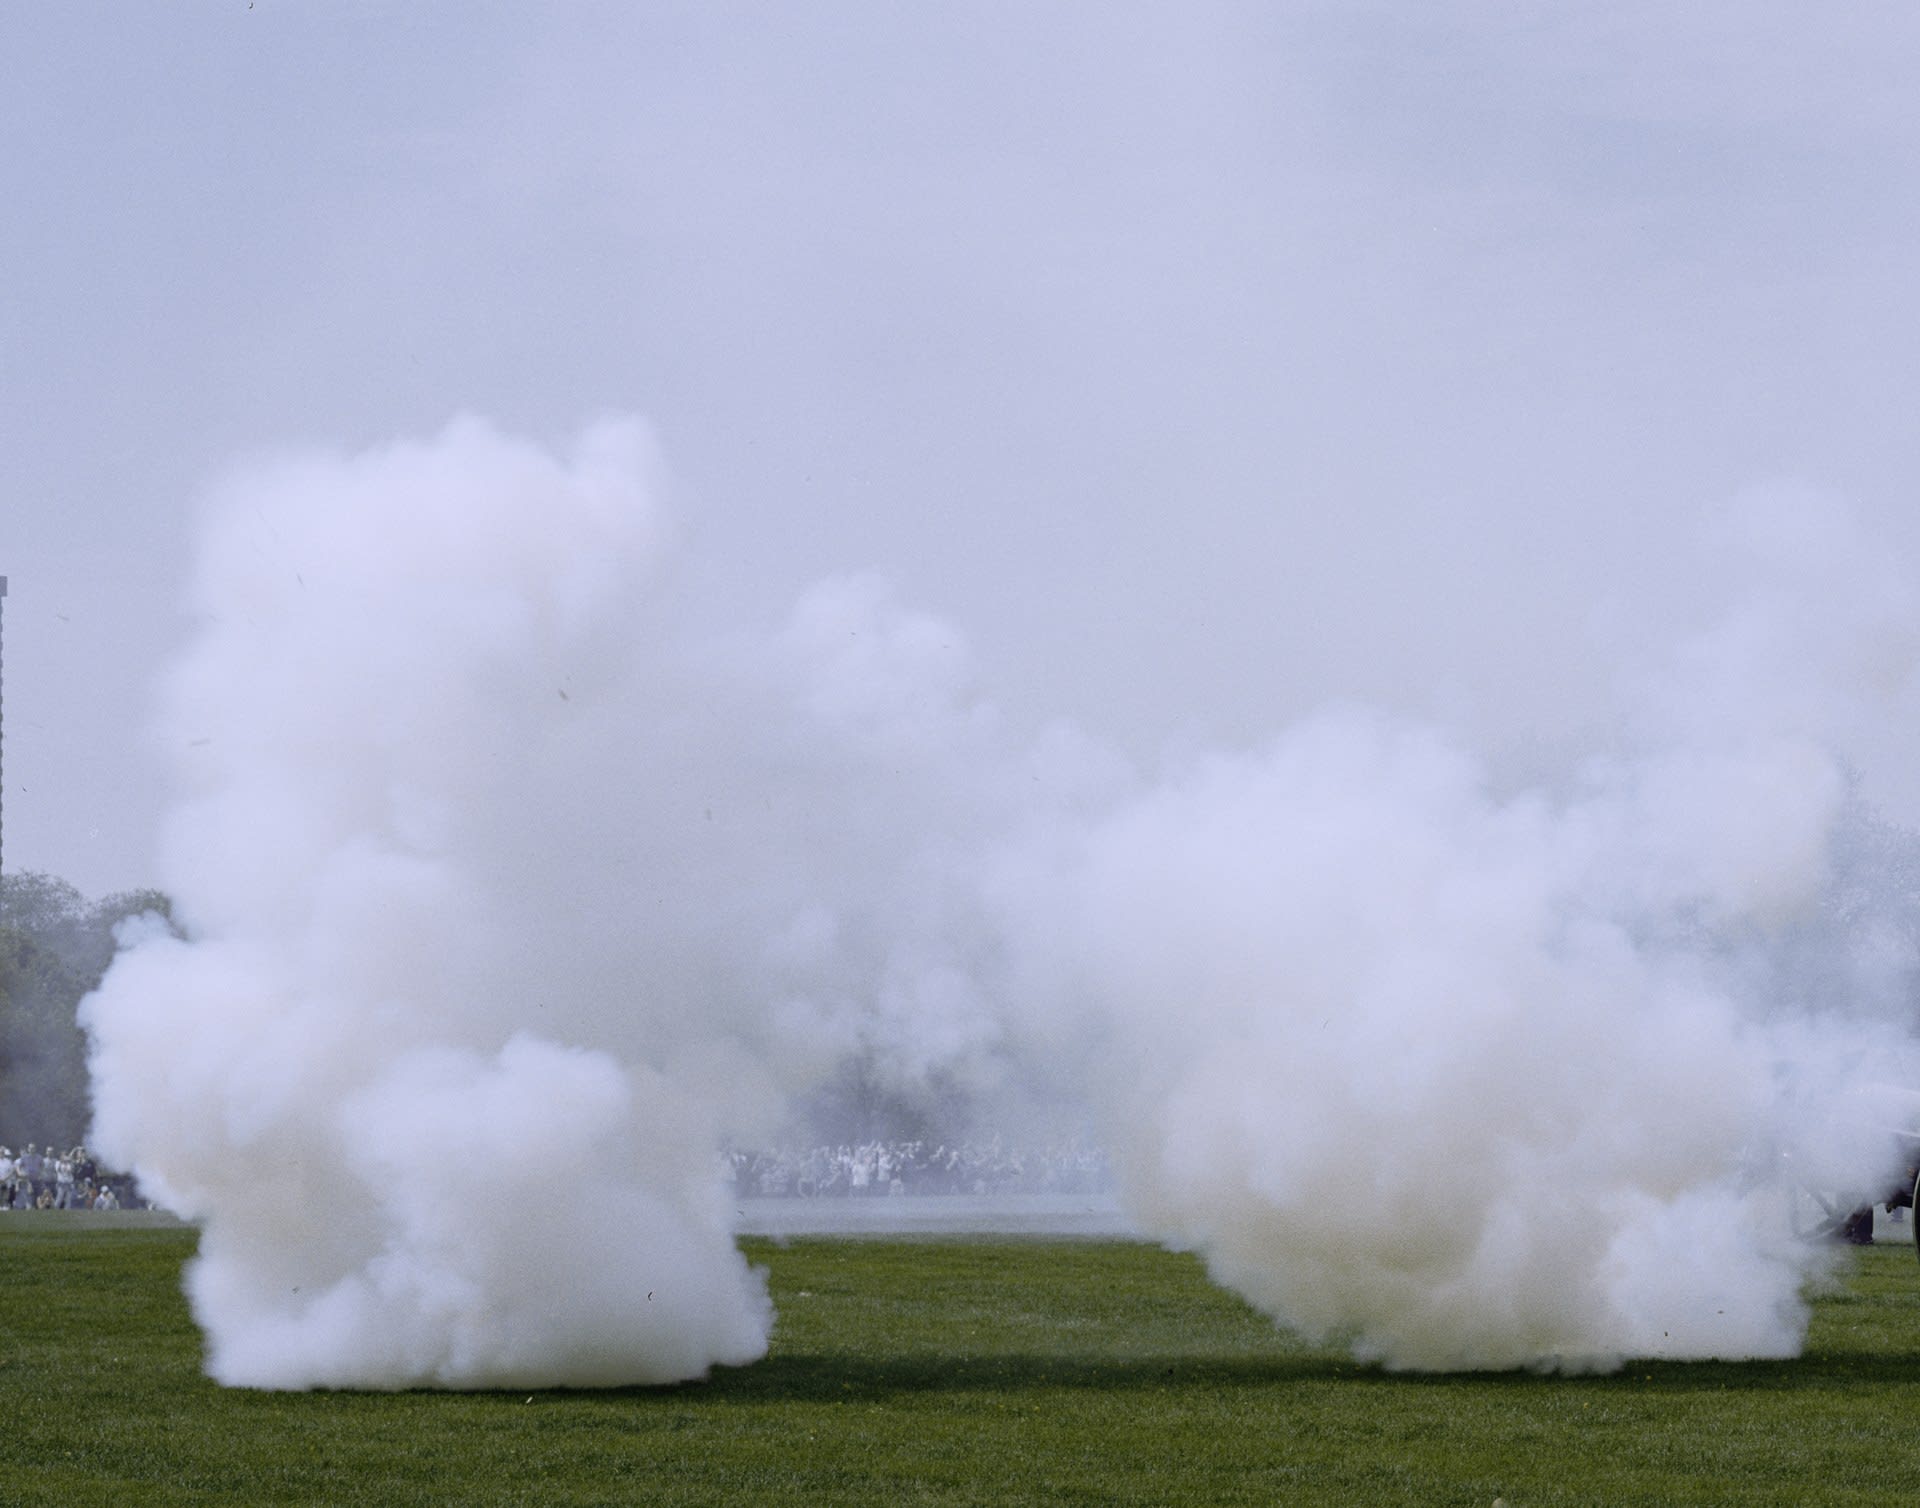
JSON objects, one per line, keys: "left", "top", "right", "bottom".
{"left": 432, "top": 1345, "right": 1920, "bottom": 1409}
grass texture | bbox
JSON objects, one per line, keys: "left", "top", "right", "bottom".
{"left": 1, "top": 1222, "right": 1915, "bottom": 1506}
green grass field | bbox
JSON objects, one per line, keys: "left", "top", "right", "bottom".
{"left": 2, "top": 1221, "right": 1915, "bottom": 1506}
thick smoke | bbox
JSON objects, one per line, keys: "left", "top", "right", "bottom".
{"left": 81, "top": 417, "right": 1023, "bottom": 1388}
{"left": 995, "top": 715, "right": 1916, "bottom": 1368}
{"left": 84, "top": 420, "right": 1920, "bottom": 1385}
{"left": 987, "top": 485, "right": 1920, "bottom": 1370}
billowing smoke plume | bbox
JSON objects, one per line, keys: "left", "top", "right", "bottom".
{"left": 81, "top": 417, "right": 1025, "bottom": 1388}
{"left": 988, "top": 484, "right": 1920, "bottom": 1370}
{"left": 84, "top": 419, "right": 1920, "bottom": 1385}
{"left": 995, "top": 714, "right": 1917, "bottom": 1368}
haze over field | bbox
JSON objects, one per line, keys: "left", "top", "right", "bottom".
{"left": 11, "top": 5, "right": 1920, "bottom": 895}
{"left": 79, "top": 418, "right": 1920, "bottom": 1383}
{"left": 11, "top": 5, "right": 1920, "bottom": 1383}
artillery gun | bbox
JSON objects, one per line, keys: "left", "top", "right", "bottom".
{"left": 1779, "top": 1085, "right": 1920, "bottom": 1252}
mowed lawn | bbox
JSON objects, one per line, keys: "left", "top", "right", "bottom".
{"left": 2, "top": 1221, "right": 1917, "bottom": 1506}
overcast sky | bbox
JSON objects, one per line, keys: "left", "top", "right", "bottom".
{"left": 7, "top": 3, "right": 1920, "bottom": 898}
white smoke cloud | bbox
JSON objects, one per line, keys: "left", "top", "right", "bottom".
{"left": 993, "top": 712, "right": 1914, "bottom": 1368}
{"left": 83, "top": 416, "right": 1920, "bottom": 1385}
{"left": 81, "top": 416, "right": 1020, "bottom": 1388}
{"left": 987, "top": 486, "right": 1920, "bottom": 1371}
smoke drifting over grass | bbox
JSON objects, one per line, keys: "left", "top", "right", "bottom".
{"left": 82, "top": 417, "right": 1023, "bottom": 1387}
{"left": 83, "top": 418, "right": 1920, "bottom": 1385}
{"left": 998, "top": 713, "right": 1918, "bottom": 1368}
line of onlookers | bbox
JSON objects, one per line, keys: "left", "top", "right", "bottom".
{"left": 4, "top": 1134, "right": 1109, "bottom": 1211}
{"left": 728, "top": 1137, "right": 1112, "bottom": 1198}
{"left": 0, "top": 1143, "right": 142, "bottom": 1211}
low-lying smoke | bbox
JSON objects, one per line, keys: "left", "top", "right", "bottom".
{"left": 995, "top": 712, "right": 1917, "bottom": 1368}
{"left": 81, "top": 418, "right": 1019, "bottom": 1387}
{"left": 82, "top": 419, "right": 1920, "bottom": 1386}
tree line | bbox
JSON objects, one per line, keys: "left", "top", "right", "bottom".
{"left": 0, "top": 872, "right": 179, "bottom": 1148}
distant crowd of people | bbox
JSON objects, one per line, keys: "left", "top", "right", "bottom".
{"left": 4, "top": 1134, "right": 1107, "bottom": 1210}
{"left": 728, "top": 1137, "right": 1111, "bottom": 1198}
{"left": 0, "top": 1143, "right": 139, "bottom": 1211}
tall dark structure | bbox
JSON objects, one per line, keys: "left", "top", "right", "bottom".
{"left": 0, "top": 574, "right": 8, "bottom": 894}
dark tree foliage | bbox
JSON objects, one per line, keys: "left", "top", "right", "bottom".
{"left": 0, "top": 872, "right": 180, "bottom": 1147}
{"left": 799, "top": 1054, "right": 972, "bottom": 1147}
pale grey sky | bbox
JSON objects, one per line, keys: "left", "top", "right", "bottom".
{"left": 8, "top": 3, "right": 1920, "bottom": 897}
